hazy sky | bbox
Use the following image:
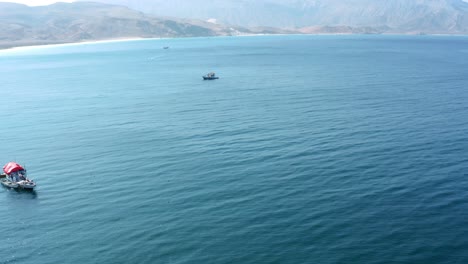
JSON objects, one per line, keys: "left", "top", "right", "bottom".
{"left": 4, "top": 0, "right": 468, "bottom": 6}
{"left": 3, "top": 0, "right": 74, "bottom": 5}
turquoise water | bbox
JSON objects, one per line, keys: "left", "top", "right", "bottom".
{"left": 1, "top": 35, "right": 468, "bottom": 263}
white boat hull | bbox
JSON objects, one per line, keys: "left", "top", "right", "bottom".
{"left": 1, "top": 179, "right": 19, "bottom": 188}
{"left": 18, "top": 181, "right": 36, "bottom": 189}
{"left": 1, "top": 179, "right": 35, "bottom": 190}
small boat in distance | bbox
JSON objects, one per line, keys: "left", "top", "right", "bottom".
{"left": 163, "top": 46, "right": 169, "bottom": 49}
{"left": 203, "top": 72, "right": 219, "bottom": 80}
{"left": 0, "top": 162, "right": 36, "bottom": 190}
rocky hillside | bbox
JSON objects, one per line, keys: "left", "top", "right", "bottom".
{"left": 0, "top": 2, "right": 262, "bottom": 49}
{"left": 83, "top": 0, "right": 468, "bottom": 34}
{"left": 2, "top": 0, "right": 467, "bottom": 49}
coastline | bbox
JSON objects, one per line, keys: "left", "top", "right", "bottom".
{"left": 0, "top": 34, "right": 278, "bottom": 51}
{"left": 1, "top": 33, "right": 467, "bottom": 52}
{"left": 0, "top": 37, "right": 148, "bottom": 53}
{"left": 0, "top": 35, "right": 264, "bottom": 52}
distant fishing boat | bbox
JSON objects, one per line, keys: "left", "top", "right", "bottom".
{"left": 0, "top": 162, "right": 36, "bottom": 190}
{"left": 163, "top": 46, "right": 169, "bottom": 49}
{"left": 203, "top": 72, "right": 219, "bottom": 80}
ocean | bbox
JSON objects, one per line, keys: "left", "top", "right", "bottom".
{"left": 1, "top": 35, "right": 468, "bottom": 264}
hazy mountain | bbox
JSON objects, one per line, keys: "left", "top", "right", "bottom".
{"left": 0, "top": 2, "right": 271, "bottom": 49}
{"left": 2, "top": 0, "right": 467, "bottom": 49}
{"left": 81, "top": 0, "right": 468, "bottom": 34}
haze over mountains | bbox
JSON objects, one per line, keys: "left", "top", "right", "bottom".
{"left": 0, "top": 2, "right": 258, "bottom": 49}
{"left": 1, "top": 0, "right": 468, "bottom": 49}
{"left": 83, "top": 0, "right": 468, "bottom": 34}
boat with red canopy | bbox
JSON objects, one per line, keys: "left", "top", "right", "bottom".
{"left": 1, "top": 162, "right": 36, "bottom": 190}
{"left": 203, "top": 72, "right": 219, "bottom": 80}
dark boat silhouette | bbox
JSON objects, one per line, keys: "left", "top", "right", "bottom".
{"left": 203, "top": 72, "right": 219, "bottom": 80}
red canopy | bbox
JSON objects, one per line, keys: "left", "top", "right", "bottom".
{"left": 3, "top": 162, "right": 24, "bottom": 174}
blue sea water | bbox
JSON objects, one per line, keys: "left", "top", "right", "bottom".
{"left": 1, "top": 35, "right": 468, "bottom": 264}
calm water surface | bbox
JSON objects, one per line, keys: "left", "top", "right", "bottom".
{"left": 1, "top": 35, "right": 468, "bottom": 263}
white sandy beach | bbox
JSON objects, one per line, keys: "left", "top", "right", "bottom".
{"left": 0, "top": 37, "right": 152, "bottom": 54}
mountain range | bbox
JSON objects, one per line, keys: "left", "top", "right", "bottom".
{"left": 1, "top": 0, "right": 468, "bottom": 49}
{"left": 81, "top": 0, "right": 468, "bottom": 34}
{"left": 0, "top": 2, "right": 282, "bottom": 49}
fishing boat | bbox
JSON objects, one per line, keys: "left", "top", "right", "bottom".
{"left": 0, "top": 162, "right": 36, "bottom": 190}
{"left": 203, "top": 72, "right": 219, "bottom": 80}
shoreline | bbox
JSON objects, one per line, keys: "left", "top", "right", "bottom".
{"left": 0, "top": 37, "right": 148, "bottom": 53}
{"left": 1, "top": 33, "right": 467, "bottom": 52}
